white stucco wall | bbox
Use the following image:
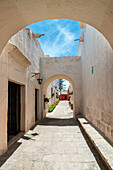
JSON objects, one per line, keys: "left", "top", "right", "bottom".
{"left": 9, "top": 28, "right": 44, "bottom": 72}
{"left": 45, "top": 80, "right": 59, "bottom": 113}
{"left": 69, "top": 84, "right": 73, "bottom": 104}
{"left": 0, "top": 28, "right": 44, "bottom": 155}
{"left": 78, "top": 25, "right": 113, "bottom": 143}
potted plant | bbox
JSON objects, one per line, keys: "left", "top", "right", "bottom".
{"left": 44, "top": 97, "right": 49, "bottom": 104}
{"left": 48, "top": 106, "right": 53, "bottom": 112}
{"left": 69, "top": 95, "right": 71, "bottom": 99}
{"left": 55, "top": 102, "right": 58, "bottom": 105}
{"left": 52, "top": 92, "right": 54, "bottom": 97}
{"left": 71, "top": 104, "right": 73, "bottom": 110}
{"left": 56, "top": 94, "right": 59, "bottom": 98}
{"left": 69, "top": 91, "right": 73, "bottom": 95}
{"left": 52, "top": 104, "right": 56, "bottom": 109}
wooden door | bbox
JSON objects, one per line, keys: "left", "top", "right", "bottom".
{"left": 35, "top": 89, "right": 38, "bottom": 121}
{"left": 35, "top": 89, "right": 39, "bottom": 121}
{"left": 8, "top": 82, "right": 21, "bottom": 137}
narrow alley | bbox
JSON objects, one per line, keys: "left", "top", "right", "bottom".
{"left": 1, "top": 1, "right": 113, "bottom": 169}
{"left": 0, "top": 101, "right": 107, "bottom": 170}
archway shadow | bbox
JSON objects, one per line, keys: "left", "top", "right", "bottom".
{"left": 0, "top": 142, "right": 22, "bottom": 167}
{"left": 38, "top": 117, "right": 78, "bottom": 126}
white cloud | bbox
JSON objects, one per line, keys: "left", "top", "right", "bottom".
{"left": 57, "top": 25, "right": 75, "bottom": 42}
{"left": 43, "top": 23, "right": 76, "bottom": 56}
{"left": 27, "top": 19, "right": 82, "bottom": 57}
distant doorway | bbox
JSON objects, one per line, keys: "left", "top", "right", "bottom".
{"left": 35, "top": 89, "right": 39, "bottom": 121}
{"left": 59, "top": 94, "right": 68, "bottom": 100}
{"left": 8, "top": 82, "right": 21, "bottom": 141}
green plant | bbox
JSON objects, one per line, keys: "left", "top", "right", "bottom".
{"left": 56, "top": 95, "right": 59, "bottom": 98}
{"left": 52, "top": 92, "right": 54, "bottom": 97}
{"left": 69, "top": 95, "right": 71, "bottom": 98}
{"left": 48, "top": 100, "right": 60, "bottom": 112}
{"left": 44, "top": 97, "right": 49, "bottom": 103}
{"left": 56, "top": 101, "right": 58, "bottom": 105}
{"left": 71, "top": 104, "right": 73, "bottom": 109}
{"left": 69, "top": 101, "right": 71, "bottom": 105}
{"left": 52, "top": 104, "right": 56, "bottom": 109}
{"left": 56, "top": 100, "right": 60, "bottom": 104}
{"left": 48, "top": 106, "right": 53, "bottom": 112}
{"left": 69, "top": 91, "right": 73, "bottom": 95}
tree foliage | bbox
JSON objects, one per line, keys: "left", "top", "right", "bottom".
{"left": 58, "top": 79, "right": 66, "bottom": 91}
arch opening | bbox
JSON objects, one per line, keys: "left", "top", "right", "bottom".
{"left": 0, "top": 0, "right": 113, "bottom": 55}
{"left": 42, "top": 74, "right": 76, "bottom": 118}
{"left": 1, "top": 18, "right": 111, "bottom": 63}
{"left": 27, "top": 19, "right": 82, "bottom": 57}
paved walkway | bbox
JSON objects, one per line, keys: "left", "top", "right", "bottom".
{"left": 0, "top": 101, "right": 106, "bottom": 170}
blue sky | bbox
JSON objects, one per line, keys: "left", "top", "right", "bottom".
{"left": 27, "top": 19, "right": 82, "bottom": 57}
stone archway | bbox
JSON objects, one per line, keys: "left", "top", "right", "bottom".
{"left": 43, "top": 74, "right": 75, "bottom": 118}
{"left": 40, "top": 56, "right": 82, "bottom": 118}
{"left": 0, "top": 0, "right": 113, "bottom": 54}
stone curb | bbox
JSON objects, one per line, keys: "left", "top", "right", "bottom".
{"left": 77, "top": 118, "right": 112, "bottom": 170}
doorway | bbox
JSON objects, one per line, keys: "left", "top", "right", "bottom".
{"left": 8, "top": 81, "right": 21, "bottom": 141}
{"left": 35, "top": 89, "right": 39, "bottom": 121}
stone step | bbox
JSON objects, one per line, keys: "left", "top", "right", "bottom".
{"left": 78, "top": 118, "right": 113, "bottom": 170}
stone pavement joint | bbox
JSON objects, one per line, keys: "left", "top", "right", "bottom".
{"left": 0, "top": 101, "right": 108, "bottom": 170}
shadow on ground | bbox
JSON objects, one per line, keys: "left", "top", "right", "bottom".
{"left": 0, "top": 142, "right": 22, "bottom": 167}
{"left": 0, "top": 117, "right": 108, "bottom": 170}
{"left": 38, "top": 117, "right": 78, "bottom": 126}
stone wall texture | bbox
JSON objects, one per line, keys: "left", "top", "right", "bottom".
{"left": 78, "top": 25, "right": 113, "bottom": 143}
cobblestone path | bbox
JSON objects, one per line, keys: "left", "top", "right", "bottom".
{"left": 0, "top": 101, "right": 106, "bottom": 170}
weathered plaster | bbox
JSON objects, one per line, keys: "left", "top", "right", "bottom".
{"left": 0, "top": 28, "right": 44, "bottom": 156}
{"left": 78, "top": 25, "right": 113, "bottom": 143}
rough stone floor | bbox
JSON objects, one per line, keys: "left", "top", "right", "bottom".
{"left": 0, "top": 101, "right": 107, "bottom": 170}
